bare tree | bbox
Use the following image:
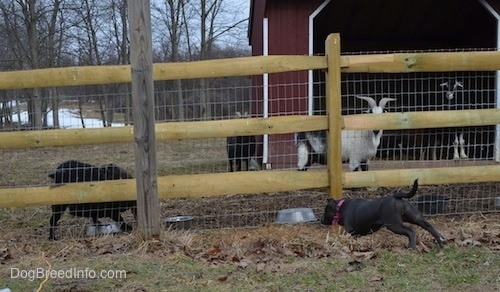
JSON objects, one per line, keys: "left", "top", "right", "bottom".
{"left": 0, "top": 0, "right": 250, "bottom": 127}
{"left": 152, "top": 0, "right": 190, "bottom": 121}
{"left": 68, "top": 0, "right": 129, "bottom": 127}
{"left": 115, "top": 0, "right": 132, "bottom": 125}
{"left": 0, "top": 0, "right": 68, "bottom": 129}
{"left": 108, "top": 0, "right": 131, "bottom": 125}
{"left": 11, "top": 0, "right": 43, "bottom": 128}
{"left": 45, "top": 0, "right": 63, "bottom": 128}
{"left": 191, "top": 0, "right": 248, "bottom": 120}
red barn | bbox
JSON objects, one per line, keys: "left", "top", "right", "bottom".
{"left": 249, "top": 0, "right": 500, "bottom": 169}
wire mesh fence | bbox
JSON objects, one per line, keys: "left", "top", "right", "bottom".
{"left": 0, "top": 51, "right": 499, "bottom": 242}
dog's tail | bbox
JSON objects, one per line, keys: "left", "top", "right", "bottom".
{"left": 393, "top": 179, "right": 419, "bottom": 199}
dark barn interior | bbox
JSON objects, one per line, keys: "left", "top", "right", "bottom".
{"left": 312, "top": 0, "right": 498, "bottom": 53}
{"left": 311, "top": 0, "right": 499, "bottom": 161}
{"left": 250, "top": 0, "right": 499, "bottom": 167}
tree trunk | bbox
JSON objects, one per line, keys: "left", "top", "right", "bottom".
{"left": 24, "top": 0, "right": 42, "bottom": 129}
{"left": 51, "top": 88, "right": 60, "bottom": 129}
{"left": 78, "top": 97, "right": 86, "bottom": 128}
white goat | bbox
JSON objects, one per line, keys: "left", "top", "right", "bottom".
{"left": 297, "top": 96, "right": 396, "bottom": 171}
{"left": 440, "top": 79, "right": 467, "bottom": 160}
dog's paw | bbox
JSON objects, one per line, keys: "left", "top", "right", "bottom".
{"left": 438, "top": 237, "right": 447, "bottom": 247}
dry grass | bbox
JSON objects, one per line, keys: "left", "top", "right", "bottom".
{"left": 1, "top": 214, "right": 499, "bottom": 291}
{"left": 0, "top": 138, "right": 228, "bottom": 188}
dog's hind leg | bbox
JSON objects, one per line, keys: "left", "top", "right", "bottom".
{"left": 404, "top": 211, "right": 446, "bottom": 247}
{"left": 109, "top": 203, "right": 133, "bottom": 232}
{"left": 111, "top": 210, "right": 133, "bottom": 232}
{"left": 90, "top": 210, "right": 100, "bottom": 226}
{"left": 49, "top": 204, "right": 66, "bottom": 240}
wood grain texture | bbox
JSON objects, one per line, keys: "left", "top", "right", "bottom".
{"left": 2, "top": 165, "right": 500, "bottom": 208}
{"left": 128, "top": 0, "right": 159, "bottom": 238}
{"left": 325, "top": 34, "right": 344, "bottom": 199}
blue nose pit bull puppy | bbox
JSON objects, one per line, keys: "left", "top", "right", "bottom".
{"left": 320, "top": 179, "right": 446, "bottom": 249}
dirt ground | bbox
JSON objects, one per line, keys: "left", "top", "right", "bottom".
{"left": 158, "top": 182, "right": 500, "bottom": 230}
{"left": 1, "top": 212, "right": 499, "bottom": 271}
{"left": 1, "top": 193, "right": 499, "bottom": 291}
{"left": 1, "top": 185, "right": 499, "bottom": 258}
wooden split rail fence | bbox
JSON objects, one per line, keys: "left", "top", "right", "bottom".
{"left": 0, "top": 34, "right": 499, "bottom": 208}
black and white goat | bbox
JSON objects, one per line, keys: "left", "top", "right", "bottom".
{"left": 226, "top": 111, "right": 259, "bottom": 171}
{"left": 441, "top": 79, "right": 463, "bottom": 100}
{"left": 440, "top": 78, "right": 467, "bottom": 160}
{"left": 297, "top": 96, "right": 396, "bottom": 171}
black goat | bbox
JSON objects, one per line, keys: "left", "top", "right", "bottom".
{"left": 227, "top": 135, "right": 257, "bottom": 172}
{"left": 48, "top": 160, "right": 136, "bottom": 240}
{"left": 226, "top": 111, "right": 257, "bottom": 172}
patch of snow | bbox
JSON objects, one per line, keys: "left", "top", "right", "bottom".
{"left": 11, "top": 108, "right": 125, "bottom": 129}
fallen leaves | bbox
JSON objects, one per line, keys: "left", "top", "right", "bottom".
{"left": 352, "top": 250, "right": 378, "bottom": 260}
{"left": 0, "top": 214, "right": 498, "bottom": 276}
{"left": 458, "top": 238, "right": 482, "bottom": 247}
{"left": 217, "top": 274, "right": 228, "bottom": 282}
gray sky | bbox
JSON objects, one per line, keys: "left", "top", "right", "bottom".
{"left": 233, "top": 0, "right": 250, "bottom": 17}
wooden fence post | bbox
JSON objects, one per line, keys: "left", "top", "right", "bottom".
{"left": 325, "top": 33, "right": 343, "bottom": 199}
{"left": 128, "top": 0, "right": 160, "bottom": 239}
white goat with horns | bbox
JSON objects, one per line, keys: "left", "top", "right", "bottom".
{"left": 440, "top": 78, "right": 467, "bottom": 160}
{"left": 297, "top": 96, "right": 396, "bottom": 171}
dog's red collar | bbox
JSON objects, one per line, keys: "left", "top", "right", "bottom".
{"left": 332, "top": 199, "right": 345, "bottom": 225}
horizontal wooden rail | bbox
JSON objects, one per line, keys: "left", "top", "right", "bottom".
{"left": 0, "top": 56, "right": 327, "bottom": 90}
{"left": 344, "top": 108, "right": 500, "bottom": 130}
{"left": 0, "top": 115, "right": 329, "bottom": 149}
{"left": 1, "top": 51, "right": 500, "bottom": 91}
{"left": 0, "top": 171, "right": 329, "bottom": 207}
{"left": 344, "top": 165, "right": 500, "bottom": 188}
{"left": 1, "top": 109, "right": 498, "bottom": 149}
{"left": 340, "top": 51, "right": 500, "bottom": 73}
{"left": 1, "top": 165, "right": 499, "bottom": 208}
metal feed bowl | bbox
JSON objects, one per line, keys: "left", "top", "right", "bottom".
{"left": 86, "top": 222, "right": 121, "bottom": 236}
{"left": 275, "top": 208, "right": 317, "bottom": 224}
{"left": 164, "top": 216, "right": 194, "bottom": 230}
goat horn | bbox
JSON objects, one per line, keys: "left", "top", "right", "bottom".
{"left": 356, "top": 96, "right": 377, "bottom": 109}
{"left": 378, "top": 98, "right": 397, "bottom": 110}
